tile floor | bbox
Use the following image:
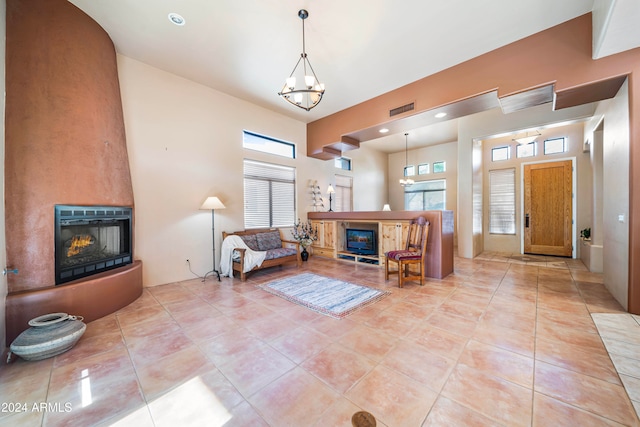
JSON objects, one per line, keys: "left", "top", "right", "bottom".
{"left": 1, "top": 253, "right": 639, "bottom": 426}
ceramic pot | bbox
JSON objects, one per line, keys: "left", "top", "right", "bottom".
{"left": 9, "top": 313, "right": 86, "bottom": 361}
{"left": 301, "top": 248, "right": 309, "bottom": 261}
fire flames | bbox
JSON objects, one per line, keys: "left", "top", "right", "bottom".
{"left": 67, "top": 234, "right": 95, "bottom": 257}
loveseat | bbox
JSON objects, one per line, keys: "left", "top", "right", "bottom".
{"left": 221, "top": 228, "right": 301, "bottom": 281}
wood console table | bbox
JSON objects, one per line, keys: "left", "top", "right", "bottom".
{"left": 307, "top": 211, "right": 454, "bottom": 279}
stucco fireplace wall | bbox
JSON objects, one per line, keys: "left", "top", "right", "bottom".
{"left": 4, "top": 0, "right": 141, "bottom": 344}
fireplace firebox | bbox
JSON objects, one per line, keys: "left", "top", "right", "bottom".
{"left": 54, "top": 205, "right": 132, "bottom": 285}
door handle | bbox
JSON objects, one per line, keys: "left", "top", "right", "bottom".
{"left": 525, "top": 214, "right": 530, "bottom": 228}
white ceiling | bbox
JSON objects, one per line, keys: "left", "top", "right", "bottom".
{"left": 69, "top": 0, "right": 640, "bottom": 152}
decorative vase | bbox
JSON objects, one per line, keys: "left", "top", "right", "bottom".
{"left": 301, "top": 247, "right": 309, "bottom": 261}
{"left": 9, "top": 313, "right": 86, "bottom": 362}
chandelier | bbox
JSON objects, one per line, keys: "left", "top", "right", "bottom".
{"left": 399, "top": 133, "right": 415, "bottom": 187}
{"left": 278, "top": 9, "right": 325, "bottom": 111}
{"left": 512, "top": 130, "right": 541, "bottom": 144}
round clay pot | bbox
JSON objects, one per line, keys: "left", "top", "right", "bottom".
{"left": 10, "top": 313, "right": 86, "bottom": 361}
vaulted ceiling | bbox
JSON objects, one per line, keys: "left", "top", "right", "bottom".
{"left": 69, "top": 0, "right": 640, "bottom": 151}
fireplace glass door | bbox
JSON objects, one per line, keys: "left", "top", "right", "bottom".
{"left": 55, "top": 206, "right": 132, "bottom": 284}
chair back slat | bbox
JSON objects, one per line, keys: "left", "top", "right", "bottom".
{"left": 405, "top": 216, "right": 429, "bottom": 252}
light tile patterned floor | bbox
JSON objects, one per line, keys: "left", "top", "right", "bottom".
{"left": 1, "top": 253, "right": 639, "bottom": 426}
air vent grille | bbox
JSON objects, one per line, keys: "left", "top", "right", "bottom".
{"left": 389, "top": 102, "right": 414, "bottom": 117}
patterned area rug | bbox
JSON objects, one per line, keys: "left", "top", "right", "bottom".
{"left": 258, "top": 273, "right": 390, "bottom": 319}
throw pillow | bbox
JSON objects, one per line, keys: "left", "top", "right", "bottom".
{"left": 240, "top": 234, "right": 260, "bottom": 251}
{"left": 256, "top": 230, "right": 282, "bottom": 251}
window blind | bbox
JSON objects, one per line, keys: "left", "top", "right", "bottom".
{"left": 334, "top": 174, "right": 352, "bottom": 212}
{"left": 243, "top": 160, "right": 295, "bottom": 228}
{"left": 489, "top": 168, "right": 516, "bottom": 234}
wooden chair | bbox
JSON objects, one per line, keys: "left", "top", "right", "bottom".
{"left": 384, "top": 217, "right": 430, "bottom": 287}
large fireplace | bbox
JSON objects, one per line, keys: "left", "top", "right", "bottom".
{"left": 54, "top": 205, "right": 133, "bottom": 285}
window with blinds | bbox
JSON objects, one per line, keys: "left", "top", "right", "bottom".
{"left": 489, "top": 168, "right": 516, "bottom": 234}
{"left": 243, "top": 160, "right": 296, "bottom": 228}
{"left": 404, "top": 179, "right": 446, "bottom": 210}
{"left": 334, "top": 175, "right": 353, "bottom": 212}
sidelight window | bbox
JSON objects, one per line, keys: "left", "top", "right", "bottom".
{"left": 489, "top": 168, "right": 516, "bottom": 234}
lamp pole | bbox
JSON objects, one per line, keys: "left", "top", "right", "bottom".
{"left": 200, "top": 197, "right": 226, "bottom": 282}
{"left": 209, "top": 208, "right": 220, "bottom": 281}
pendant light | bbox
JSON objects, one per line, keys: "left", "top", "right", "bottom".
{"left": 399, "top": 133, "right": 414, "bottom": 187}
{"left": 278, "top": 9, "right": 325, "bottom": 111}
{"left": 513, "top": 130, "right": 541, "bottom": 144}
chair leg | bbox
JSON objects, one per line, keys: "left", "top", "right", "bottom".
{"left": 385, "top": 259, "right": 390, "bottom": 280}
{"left": 398, "top": 261, "right": 404, "bottom": 288}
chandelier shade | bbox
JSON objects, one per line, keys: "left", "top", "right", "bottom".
{"left": 399, "top": 133, "right": 414, "bottom": 187}
{"left": 513, "top": 130, "right": 541, "bottom": 144}
{"left": 278, "top": 9, "right": 325, "bottom": 111}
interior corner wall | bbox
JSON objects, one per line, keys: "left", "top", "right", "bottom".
{"left": 300, "top": 145, "right": 386, "bottom": 214}
{"left": 350, "top": 146, "right": 387, "bottom": 211}
{"left": 117, "top": 55, "right": 311, "bottom": 287}
{"left": 388, "top": 141, "right": 458, "bottom": 231}
{"left": 600, "top": 80, "right": 630, "bottom": 309}
{"left": 4, "top": 0, "right": 134, "bottom": 293}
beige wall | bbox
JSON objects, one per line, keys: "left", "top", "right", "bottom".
{"left": 118, "top": 55, "right": 353, "bottom": 286}
{"left": 350, "top": 146, "right": 388, "bottom": 212}
{"left": 481, "top": 123, "right": 591, "bottom": 254}
{"left": 585, "top": 81, "right": 630, "bottom": 308}
{"left": 388, "top": 141, "right": 458, "bottom": 235}
{"left": 306, "top": 145, "right": 387, "bottom": 213}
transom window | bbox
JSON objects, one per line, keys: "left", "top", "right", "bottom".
{"left": 433, "top": 161, "right": 446, "bottom": 173}
{"left": 544, "top": 137, "right": 566, "bottom": 155}
{"left": 418, "top": 163, "right": 430, "bottom": 175}
{"left": 242, "top": 130, "right": 295, "bottom": 159}
{"left": 334, "top": 157, "right": 352, "bottom": 171}
{"left": 243, "top": 159, "right": 295, "bottom": 228}
{"left": 491, "top": 146, "right": 510, "bottom": 161}
{"left": 516, "top": 142, "right": 536, "bottom": 158}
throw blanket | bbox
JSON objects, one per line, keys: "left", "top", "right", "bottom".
{"left": 219, "top": 235, "right": 267, "bottom": 277}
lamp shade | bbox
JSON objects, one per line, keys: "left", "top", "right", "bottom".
{"left": 327, "top": 185, "right": 335, "bottom": 194}
{"left": 382, "top": 204, "right": 391, "bottom": 211}
{"left": 200, "top": 196, "right": 226, "bottom": 210}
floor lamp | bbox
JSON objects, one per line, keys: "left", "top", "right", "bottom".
{"left": 200, "top": 196, "right": 226, "bottom": 281}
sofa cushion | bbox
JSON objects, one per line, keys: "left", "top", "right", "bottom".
{"left": 239, "top": 234, "right": 260, "bottom": 251}
{"left": 256, "top": 230, "right": 282, "bottom": 251}
{"left": 264, "top": 247, "right": 297, "bottom": 260}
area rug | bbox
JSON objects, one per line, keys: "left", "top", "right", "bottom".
{"left": 257, "top": 273, "right": 390, "bottom": 319}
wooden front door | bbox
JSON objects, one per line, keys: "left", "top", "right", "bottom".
{"left": 523, "top": 160, "right": 573, "bottom": 256}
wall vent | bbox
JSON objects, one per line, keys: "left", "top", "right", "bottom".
{"left": 389, "top": 102, "right": 414, "bottom": 117}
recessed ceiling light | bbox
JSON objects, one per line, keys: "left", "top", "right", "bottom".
{"left": 379, "top": 128, "right": 389, "bottom": 133}
{"left": 168, "top": 13, "right": 185, "bottom": 26}
{"left": 435, "top": 112, "right": 447, "bottom": 118}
